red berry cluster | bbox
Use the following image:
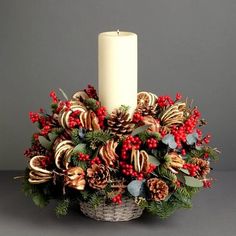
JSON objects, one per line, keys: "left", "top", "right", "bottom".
{"left": 183, "top": 163, "right": 200, "bottom": 177}
{"left": 120, "top": 162, "right": 144, "bottom": 180}
{"left": 203, "top": 179, "right": 212, "bottom": 188}
{"left": 96, "top": 106, "right": 107, "bottom": 128}
{"left": 202, "top": 134, "right": 211, "bottom": 144}
{"left": 171, "top": 109, "right": 201, "bottom": 147}
{"left": 203, "top": 153, "right": 209, "bottom": 159}
{"left": 90, "top": 157, "right": 101, "bottom": 165}
{"left": 29, "top": 112, "right": 40, "bottom": 123}
{"left": 132, "top": 112, "right": 143, "bottom": 123}
{"left": 181, "top": 149, "right": 186, "bottom": 156}
{"left": 50, "top": 91, "right": 58, "bottom": 103}
{"left": 146, "top": 138, "right": 158, "bottom": 149}
{"left": 40, "top": 125, "right": 51, "bottom": 136}
{"left": 121, "top": 136, "right": 141, "bottom": 159}
{"left": 157, "top": 96, "right": 174, "bottom": 108}
{"left": 147, "top": 163, "right": 157, "bottom": 173}
{"left": 78, "top": 153, "right": 90, "bottom": 161}
{"left": 68, "top": 110, "right": 81, "bottom": 128}
{"left": 112, "top": 194, "right": 122, "bottom": 204}
{"left": 175, "top": 92, "right": 182, "bottom": 101}
{"left": 84, "top": 85, "right": 98, "bottom": 100}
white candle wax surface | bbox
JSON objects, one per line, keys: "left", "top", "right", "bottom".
{"left": 98, "top": 31, "right": 138, "bottom": 115}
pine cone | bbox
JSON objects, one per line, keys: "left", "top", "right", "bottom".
{"left": 99, "top": 139, "right": 119, "bottom": 166}
{"left": 107, "top": 109, "right": 135, "bottom": 137}
{"left": 87, "top": 164, "right": 110, "bottom": 190}
{"left": 141, "top": 116, "right": 160, "bottom": 133}
{"left": 147, "top": 178, "right": 169, "bottom": 201}
{"left": 136, "top": 105, "right": 157, "bottom": 116}
{"left": 191, "top": 158, "right": 210, "bottom": 177}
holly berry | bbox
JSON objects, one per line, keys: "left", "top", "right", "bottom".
{"left": 203, "top": 179, "right": 212, "bottom": 188}
{"left": 175, "top": 92, "right": 182, "bottom": 101}
{"left": 49, "top": 91, "right": 58, "bottom": 103}
{"left": 183, "top": 163, "right": 200, "bottom": 177}
{"left": 132, "top": 112, "right": 143, "bottom": 123}
{"left": 112, "top": 194, "right": 122, "bottom": 204}
{"left": 146, "top": 138, "right": 158, "bottom": 149}
{"left": 181, "top": 149, "right": 186, "bottom": 156}
{"left": 78, "top": 153, "right": 90, "bottom": 161}
{"left": 96, "top": 106, "right": 107, "bottom": 128}
{"left": 40, "top": 125, "right": 51, "bottom": 136}
{"left": 121, "top": 136, "right": 141, "bottom": 159}
{"left": 91, "top": 157, "right": 101, "bottom": 165}
{"left": 29, "top": 112, "right": 40, "bottom": 123}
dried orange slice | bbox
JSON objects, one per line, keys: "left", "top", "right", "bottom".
{"left": 72, "top": 91, "right": 89, "bottom": 101}
{"left": 137, "top": 92, "right": 152, "bottom": 107}
{"left": 29, "top": 156, "right": 52, "bottom": 174}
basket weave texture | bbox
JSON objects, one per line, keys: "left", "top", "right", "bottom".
{"left": 80, "top": 197, "right": 143, "bottom": 222}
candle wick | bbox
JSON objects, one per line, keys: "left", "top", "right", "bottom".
{"left": 117, "top": 29, "right": 120, "bottom": 35}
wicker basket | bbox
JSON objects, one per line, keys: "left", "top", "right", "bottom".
{"left": 80, "top": 197, "right": 143, "bottom": 222}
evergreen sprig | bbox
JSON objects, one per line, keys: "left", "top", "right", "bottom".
{"left": 55, "top": 199, "right": 70, "bottom": 217}
{"left": 84, "top": 130, "right": 112, "bottom": 148}
{"left": 83, "top": 98, "right": 99, "bottom": 111}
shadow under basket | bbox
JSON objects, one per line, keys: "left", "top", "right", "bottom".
{"left": 80, "top": 198, "right": 144, "bottom": 222}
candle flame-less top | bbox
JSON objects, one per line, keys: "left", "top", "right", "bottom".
{"left": 98, "top": 31, "right": 138, "bottom": 115}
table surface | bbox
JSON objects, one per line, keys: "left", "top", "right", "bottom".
{"left": 0, "top": 171, "right": 235, "bottom": 236}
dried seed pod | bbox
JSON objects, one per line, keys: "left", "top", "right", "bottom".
{"left": 131, "top": 149, "right": 150, "bottom": 173}
{"left": 80, "top": 110, "right": 101, "bottom": 131}
{"left": 142, "top": 116, "right": 160, "bottom": 133}
{"left": 65, "top": 167, "right": 86, "bottom": 190}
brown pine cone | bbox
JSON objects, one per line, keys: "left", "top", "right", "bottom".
{"left": 107, "top": 109, "right": 135, "bottom": 137}
{"left": 147, "top": 178, "right": 169, "bottom": 201}
{"left": 99, "top": 139, "right": 119, "bottom": 166}
{"left": 136, "top": 105, "right": 157, "bottom": 116}
{"left": 87, "top": 164, "right": 110, "bottom": 190}
{"left": 142, "top": 116, "right": 160, "bottom": 133}
{"left": 191, "top": 158, "right": 210, "bottom": 177}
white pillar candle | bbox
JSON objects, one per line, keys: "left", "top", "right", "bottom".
{"left": 98, "top": 30, "right": 137, "bottom": 115}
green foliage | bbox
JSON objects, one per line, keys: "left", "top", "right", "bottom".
{"left": 71, "top": 128, "right": 83, "bottom": 145}
{"left": 187, "top": 146, "right": 219, "bottom": 161}
{"left": 70, "top": 157, "right": 87, "bottom": 170}
{"left": 157, "top": 166, "right": 177, "bottom": 182}
{"left": 88, "top": 192, "right": 104, "bottom": 208}
{"left": 83, "top": 98, "right": 99, "bottom": 111}
{"left": 84, "top": 130, "right": 112, "bottom": 148}
{"left": 146, "top": 186, "right": 199, "bottom": 219}
{"left": 55, "top": 199, "right": 70, "bottom": 217}
{"left": 80, "top": 190, "right": 90, "bottom": 201}
{"left": 131, "top": 125, "right": 151, "bottom": 136}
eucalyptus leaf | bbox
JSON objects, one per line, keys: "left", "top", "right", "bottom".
{"left": 179, "top": 168, "right": 190, "bottom": 175}
{"left": 73, "top": 143, "right": 87, "bottom": 154}
{"left": 38, "top": 136, "right": 51, "bottom": 150}
{"left": 131, "top": 125, "right": 151, "bottom": 136}
{"left": 59, "top": 88, "right": 69, "bottom": 100}
{"left": 48, "top": 132, "right": 58, "bottom": 142}
{"left": 186, "top": 132, "right": 198, "bottom": 145}
{"left": 184, "top": 176, "right": 203, "bottom": 187}
{"left": 148, "top": 155, "right": 161, "bottom": 166}
{"left": 127, "top": 180, "right": 145, "bottom": 197}
{"left": 162, "top": 134, "right": 177, "bottom": 149}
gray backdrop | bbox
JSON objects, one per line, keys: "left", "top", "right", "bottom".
{"left": 0, "top": 0, "right": 235, "bottom": 170}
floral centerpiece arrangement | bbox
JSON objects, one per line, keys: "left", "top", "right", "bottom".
{"left": 22, "top": 85, "right": 219, "bottom": 221}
